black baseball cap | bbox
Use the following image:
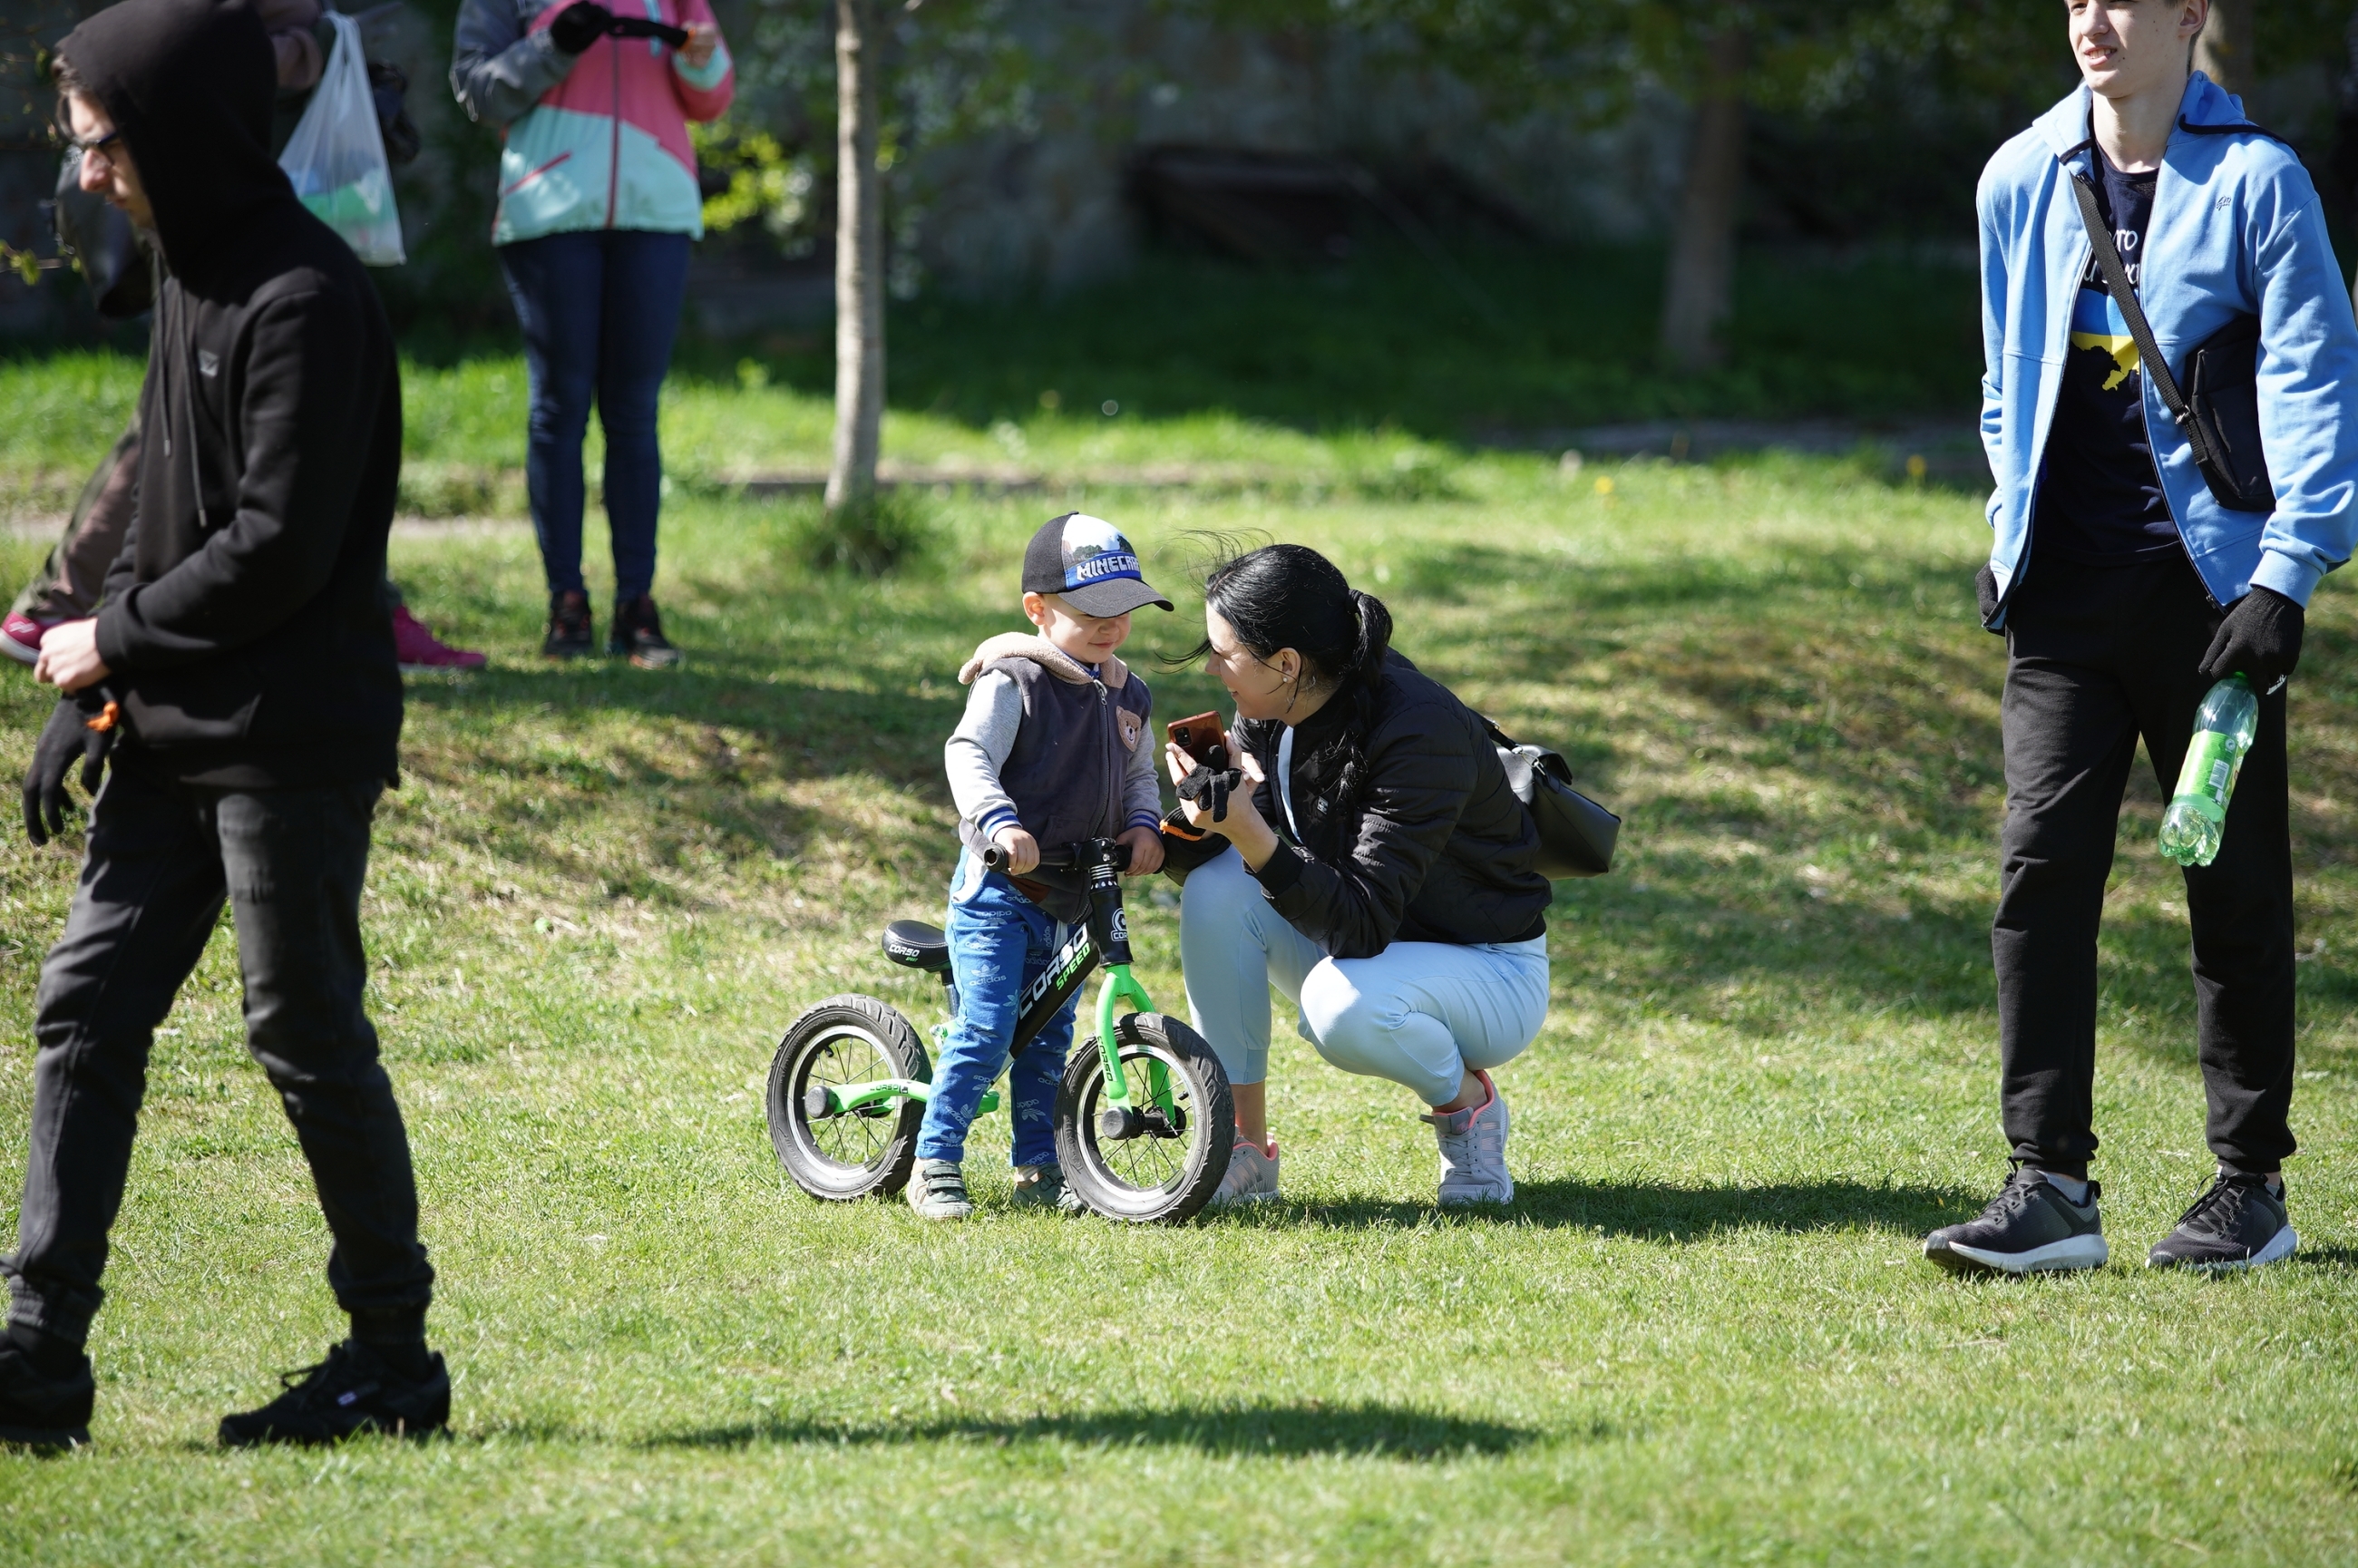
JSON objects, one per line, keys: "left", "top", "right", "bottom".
{"left": 1021, "top": 512, "right": 1174, "bottom": 617}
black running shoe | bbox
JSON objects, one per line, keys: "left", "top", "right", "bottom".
{"left": 608, "top": 594, "right": 683, "bottom": 669}
{"left": 1924, "top": 1165, "right": 2109, "bottom": 1275}
{"left": 0, "top": 1336, "right": 93, "bottom": 1451}
{"left": 218, "top": 1339, "right": 450, "bottom": 1447}
{"left": 543, "top": 589, "right": 595, "bottom": 659}
{"left": 2148, "top": 1170, "right": 2297, "bottom": 1271}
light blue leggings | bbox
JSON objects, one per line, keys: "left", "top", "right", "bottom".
{"left": 1177, "top": 850, "right": 1550, "bottom": 1105}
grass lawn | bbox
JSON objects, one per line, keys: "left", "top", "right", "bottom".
{"left": 1, "top": 400, "right": 2356, "bottom": 1561}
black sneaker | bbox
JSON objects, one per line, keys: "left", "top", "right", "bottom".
{"left": 1924, "top": 1165, "right": 2109, "bottom": 1275}
{"left": 543, "top": 589, "right": 594, "bottom": 659}
{"left": 0, "top": 1334, "right": 93, "bottom": 1450}
{"left": 218, "top": 1339, "right": 450, "bottom": 1447}
{"left": 2148, "top": 1171, "right": 2298, "bottom": 1271}
{"left": 608, "top": 594, "right": 683, "bottom": 669}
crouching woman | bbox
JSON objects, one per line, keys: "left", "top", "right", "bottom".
{"left": 1165, "top": 544, "right": 1553, "bottom": 1210}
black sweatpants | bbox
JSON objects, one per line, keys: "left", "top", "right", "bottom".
{"left": 1994, "top": 553, "right": 2296, "bottom": 1179}
{"left": 2, "top": 764, "right": 433, "bottom": 1347}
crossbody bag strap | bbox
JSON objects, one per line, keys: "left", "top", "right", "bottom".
{"left": 2067, "top": 170, "right": 2210, "bottom": 466}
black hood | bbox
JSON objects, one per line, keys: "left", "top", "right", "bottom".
{"left": 56, "top": 0, "right": 291, "bottom": 283}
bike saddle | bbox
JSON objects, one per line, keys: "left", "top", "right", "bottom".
{"left": 881, "top": 920, "right": 950, "bottom": 974}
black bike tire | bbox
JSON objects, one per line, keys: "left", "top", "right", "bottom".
{"left": 766, "top": 994, "right": 931, "bottom": 1201}
{"left": 1054, "top": 1012, "right": 1233, "bottom": 1223}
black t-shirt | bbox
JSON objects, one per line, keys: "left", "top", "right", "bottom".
{"left": 2034, "top": 151, "right": 2180, "bottom": 562}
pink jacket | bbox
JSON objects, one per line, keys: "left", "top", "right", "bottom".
{"left": 450, "top": 0, "right": 734, "bottom": 243}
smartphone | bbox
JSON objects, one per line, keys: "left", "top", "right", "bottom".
{"left": 1165, "top": 711, "right": 1231, "bottom": 772}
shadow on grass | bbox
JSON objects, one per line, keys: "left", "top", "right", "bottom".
{"left": 639, "top": 1400, "right": 1557, "bottom": 1457}
{"left": 1227, "top": 1179, "right": 1978, "bottom": 1238}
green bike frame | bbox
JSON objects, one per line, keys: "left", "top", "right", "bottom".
{"left": 806, "top": 838, "right": 1174, "bottom": 1122}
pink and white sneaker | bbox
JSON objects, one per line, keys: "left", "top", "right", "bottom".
{"left": 1208, "top": 1137, "right": 1281, "bottom": 1209}
{"left": 2, "top": 610, "right": 57, "bottom": 666}
{"left": 392, "top": 604, "right": 487, "bottom": 673}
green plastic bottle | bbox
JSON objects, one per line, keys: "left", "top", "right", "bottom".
{"left": 2158, "top": 674, "right": 2258, "bottom": 868}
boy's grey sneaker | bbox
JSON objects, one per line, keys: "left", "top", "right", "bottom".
{"left": 906, "top": 1158, "right": 972, "bottom": 1220}
{"left": 1206, "top": 1138, "right": 1280, "bottom": 1209}
{"left": 1924, "top": 1166, "right": 2108, "bottom": 1274}
{"left": 1426, "top": 1070, "right": 1512, "bottom": 1206}
{"left": 1009, "top": 1162, "right": 1067, "bottom": 1210}
{"left": 2148, "top": 1170, "right": 2298, "bottom": 1271}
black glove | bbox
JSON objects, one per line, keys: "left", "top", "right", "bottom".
{"left": 1975, "top": 563, "right": 2002, "bottom": 631}
{"left": 549, "top": 2, "right": 613, "bottom": 54}
{"left": 22, "top": 692, "right": 117, "bottom": 847}
{"left": 1174, "top": 765, "right": 1242, "bottom": 824}
{"left": 2200, "top": 585, "right": 2304, "bottom": 695}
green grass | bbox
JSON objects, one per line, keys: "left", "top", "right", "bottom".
{"left": 3, "top": 437, "right": 2357, "bottom": 1562}
{"left": 2, "top": 244, "right": 1981, "bottom": 513}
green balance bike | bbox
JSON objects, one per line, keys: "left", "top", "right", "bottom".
{"left": 765, "top": 838, "right": 1235, "bottom": 1222}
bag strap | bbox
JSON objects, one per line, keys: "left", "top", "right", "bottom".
{"left": 2066, "top": 170, "right": 2210, "bottom": 468}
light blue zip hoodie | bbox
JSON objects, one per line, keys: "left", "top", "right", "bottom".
{"left": 1979, "top": 73, "right": 2358, "bottom": 622}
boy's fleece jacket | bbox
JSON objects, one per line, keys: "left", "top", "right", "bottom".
{"left": 450, "top": 0, "right": 733, "bottom": 245}
{"left": 63, "top": 0, "right": 404, "bottom": 788}
{"left": 947, "top": 635, "right": 1163, "bottom": 922}
{"left": 1979, "top": 73, "right": 2358, "bottom": 621}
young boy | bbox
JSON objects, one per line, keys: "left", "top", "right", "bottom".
{"left": 911, "top": 514, "right": 1172, "bottom": 1219}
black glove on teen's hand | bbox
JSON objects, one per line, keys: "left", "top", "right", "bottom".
{"left": 2200, "top": 584, "right": 2304, "bottom": 695}
{"left": 1174, "top": 765, "right": 1242, "bottom": 824}
{"left": 1975, "top": 563, "right": 2002, "bottom": 630}
{"left": 549, "top": 2, "right": 613, "bottom": 54}
{"left": 22, "top": 694, "right": 115, "bottom": 847}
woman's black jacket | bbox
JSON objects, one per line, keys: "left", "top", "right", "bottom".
{"left": 1173, "top": 652, "right": 1551, "bottom": 959}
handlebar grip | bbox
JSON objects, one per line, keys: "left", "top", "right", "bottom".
{"left": 981, "top": 843, "right": 1011, "bottom": 872}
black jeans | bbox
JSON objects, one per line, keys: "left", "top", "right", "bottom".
{"left": 2, "top": 765, "right": 433, "bottom": 1346}
{"left": 1994, "top": 553, "right": 2296, "bottom": 1180}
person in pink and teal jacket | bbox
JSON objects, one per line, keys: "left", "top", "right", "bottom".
{"left": 450, "top": 1, "right": 733, "bottom": 667}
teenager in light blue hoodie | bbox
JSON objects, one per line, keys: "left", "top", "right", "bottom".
{"left": 1925, "top": 0, "right": 2358, "bottom": 1279}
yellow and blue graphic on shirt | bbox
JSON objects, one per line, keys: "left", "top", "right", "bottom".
{"left": 2070, "top": 287, "right": 2140, "bottom": 393}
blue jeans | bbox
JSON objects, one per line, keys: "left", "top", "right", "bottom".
{"left": 497, "top": 229, "right": 691, "bottom": 601}
{"left": 916, "top": 855, "right": 1077, "bottom": 1167}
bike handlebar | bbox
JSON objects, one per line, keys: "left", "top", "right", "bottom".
{"left": 980, "top": 838, "right": 1133, "bottom": 874}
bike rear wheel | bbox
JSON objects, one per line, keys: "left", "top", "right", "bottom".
{"left": 1054, "top": 1013, "right": 1233, "bottom": 1222}
{"left": 767, "top": 994, "right": 930, "bottom": 1200}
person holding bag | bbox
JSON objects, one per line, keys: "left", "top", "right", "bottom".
{"left": 1931, "top": 0, "right": 2358, "bottom": 1277}
{"left": 450, "top": 0, "right": 733, "bottom": 668}
{"left": 1162, "top": 545, "right": 1553, "bottom": 1211}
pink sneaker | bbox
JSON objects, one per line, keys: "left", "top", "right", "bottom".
{"left": 2, "top": 610, "right": 56, "bottom": 666}
{"left": 391, "top": 604, "right": 487, "bottom": 673}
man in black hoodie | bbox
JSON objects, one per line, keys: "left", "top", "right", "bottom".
{"left": 0, "top": 0, "right": 445, "bottom": 1450}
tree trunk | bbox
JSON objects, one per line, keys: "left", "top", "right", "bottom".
{"left": 826, "top": 0, "right": 884, "bottom": 512}
{"left": 1659, "top": 25, "right": 1748, "bottom": 374}
{"left": 2194, "top": 0, "right": 2254, "bottom": 100}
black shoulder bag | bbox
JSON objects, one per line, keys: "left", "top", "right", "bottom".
{"left": 1479, "top": 716, "right": 1620, "bottom": 879}
{"left": 2067, "top": 170, "right": 2272, "bottom": 511}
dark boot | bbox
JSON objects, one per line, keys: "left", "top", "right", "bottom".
{"left": 218, "top": 1339, "right": 450, "bottom": 1447}
{"left": 608, "top": 593, "right": 683, "bottom": 669}
{"left": 542, "top": 589, "right": 594, "bottom": 659}
{"left": 0, "top": 1327, "right": 95, "bottom": 1450}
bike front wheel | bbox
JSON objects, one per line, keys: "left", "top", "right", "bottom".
{"left": 767, "top": 994, "right": 931, "bottom": 1201}
{"left": 1054, "top": 1012, "right": 1233, "bottom": 1223}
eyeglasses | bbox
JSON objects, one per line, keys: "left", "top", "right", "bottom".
{"left": 54, "top": 107, "right": 124, "bottom": 171}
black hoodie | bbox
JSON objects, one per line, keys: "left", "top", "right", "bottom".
{"left": 64, "top": 0, "right": 403, "bottom": 788}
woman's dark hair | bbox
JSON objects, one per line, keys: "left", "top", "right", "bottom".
{"left": 53, "top": 56, "right": 85, "bottom": 99}
{"left": 1189, "top": 543, "right": 1394, "bottom": 814}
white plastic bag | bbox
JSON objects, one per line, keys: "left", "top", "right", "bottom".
{"left": 277, "top": 12, "right": 404, "bottom": 266}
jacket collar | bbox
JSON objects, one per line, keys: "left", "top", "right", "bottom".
{"left": 958, "top": 632, "right": 1127, "bottom": 690}
{"left": 2036, "top": 72, "right": 2251, "bottom": 165}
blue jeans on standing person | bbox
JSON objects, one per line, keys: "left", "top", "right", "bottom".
{"left": 496, "top": 229, "right": 692, "bottom": 601}
{"left": 916, "top": 854, "right": 1077, "bottom": 1169}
